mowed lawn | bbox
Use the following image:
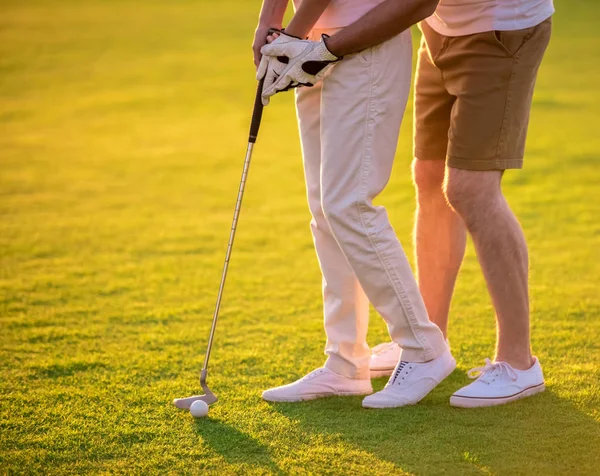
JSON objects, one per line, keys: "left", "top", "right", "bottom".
{"left": 1, "top": 0, "right": 599, "bottom": 474}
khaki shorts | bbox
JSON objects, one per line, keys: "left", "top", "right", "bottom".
{"left": 414, "top": 17, "right": 552, "bottom": 170}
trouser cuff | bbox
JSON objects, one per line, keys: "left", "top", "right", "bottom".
{"left": 324, "top": 353, "right": 370, "bottom": 380}
{"left": 399, "top": 336, "right": 449, "bottom": 363}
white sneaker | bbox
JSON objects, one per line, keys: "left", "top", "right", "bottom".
{"left": 362, "top": 348, "right": 456, "bottom": 408}
{"left": 450, "top": 357, "right": 545, "bottom": 408}
{"left": 262, "top": 367, "right": 373, "bottom": 402}
{"left": 369, "top": 342, "right": 401, "bottom": 378}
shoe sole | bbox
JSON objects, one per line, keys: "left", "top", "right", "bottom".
{"left": 262, "top": 390, "right": 372, "bottom": 403}
{"left": 369, "top": 369, "right": 393, "bottom": 378}
{"left": 363, "top": 358, "right": 457, "bottom": 409}
{"left": 450, "top": 383, "right": 545, "bottom": 408}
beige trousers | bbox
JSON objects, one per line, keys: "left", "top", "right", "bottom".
{"left": 296, "top": 28, "right": 447, "bottom": 379}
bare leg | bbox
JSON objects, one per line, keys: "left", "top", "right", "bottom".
{"left": 445, "top": 168, "right": 533, "bottom": 370}
{"left": 412, "top": 159, "right": 466, "bottom": 337}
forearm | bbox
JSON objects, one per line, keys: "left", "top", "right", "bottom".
{"left": 257, "top": 0, "right": 289, "bottom": 28}
{"left": 285, "top": 0, "right": 333, "bottom": 38}
{"left": 325, "top": 0, "right": 439, "bottom": 56}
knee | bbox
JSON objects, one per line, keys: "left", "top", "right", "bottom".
{"left": 443, "top": 168, "right": 502, "bottom": 225}
{"left": 307, "top": 185, "right": 326, "bottom": 220}
{"left": 321, "top": 197, "right": 348, "bottom": 228}
{"left": 321, "top": 193, "right": 364, "bottom": 234}
{"left": 412, "top": 159, "right": 446, "bottom": 198}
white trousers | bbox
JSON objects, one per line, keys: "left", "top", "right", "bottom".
{"left": 295, "top": 28, "right": 447, "bottom": 379}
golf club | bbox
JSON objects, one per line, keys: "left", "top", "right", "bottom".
{"left": 173, "top": 77, "right": 266, "bottom": 410}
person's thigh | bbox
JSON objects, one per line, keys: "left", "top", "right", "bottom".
{"left": 295, "top": 81, "right": 323, "bottom": 216}
{"left": 320, "top": 29, "right": 413, "bottom": 204}
{"left": 440, "top": 17, "right": 552, "bottom": 171}
{"left": 414, "top": 22, "right": 456, "bottom": 164}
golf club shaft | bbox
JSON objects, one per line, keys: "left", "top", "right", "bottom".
{"left": 202, "top": 79, "right": 265, "bottom": 375}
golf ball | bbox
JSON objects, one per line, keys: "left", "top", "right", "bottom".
{"left": 190, "top": 400, "right": 209, "bottom": 418}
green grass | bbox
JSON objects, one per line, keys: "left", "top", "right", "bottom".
{"left": 1, "top": 0, "right": 599, "bottom": 474}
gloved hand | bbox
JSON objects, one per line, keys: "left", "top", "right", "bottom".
{"left": 257, "top": 33, "right": 341, "bottom": 106}
{"left": 256, "top": 30, "right": 302, "bottom": 106}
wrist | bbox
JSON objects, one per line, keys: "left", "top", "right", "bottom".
{"left": 322, "top": 34, "right": 343, "bottom": 57}
{"left": 321, "top": 34, "right": 342, "bottom": 59}
{"left": 280, "top": 28, "right": 303, "bottom": 40}
{"left": 283, "top": 25, "right": 308, "bottom": 39}
{"left": 258, "top": 18, "right": 282, "bottom": 30}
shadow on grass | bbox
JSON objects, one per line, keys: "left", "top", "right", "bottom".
{"left": 192, "top": 418, "right": 284, "bottom": 475}
{"left": 267, "top": 371, "right": 600, "bottom": 475}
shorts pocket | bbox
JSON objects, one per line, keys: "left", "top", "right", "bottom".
{"left": 491, "top": 26, "right": 536, "bottom": 57}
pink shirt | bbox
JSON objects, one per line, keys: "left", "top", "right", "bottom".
{"left": 426, "top": 0, "right": 555, "bottom": 36}
{"left": 293, "top": 0, "right": 387, "bottom": 29}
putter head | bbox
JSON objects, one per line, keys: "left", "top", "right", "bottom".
{"left": 172, "top": 371, "right": 218, "bottom": 409}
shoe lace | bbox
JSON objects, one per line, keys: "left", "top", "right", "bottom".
{"left": 390, "top": 361, "right": 410, "bottom": 385}
{"left": 468, "top": 358, "right": 517, "bottom": 383}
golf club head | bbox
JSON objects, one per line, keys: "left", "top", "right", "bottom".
{"left": 172, "top": 392, "right": 217, "bottom": 409}
{"left": 172, "top": 372, "right": 218, "bottom": 409}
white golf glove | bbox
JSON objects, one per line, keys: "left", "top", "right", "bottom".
{"left": 256, "top": 31, "right": 302, "bottom": 106}
{"left": 257, "top": 33, "right": 341, "bottom": 106}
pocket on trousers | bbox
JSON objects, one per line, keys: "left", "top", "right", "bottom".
{"left": 491, "top": 26, "right": 536, "bottom": 57}
{"left": 345, "top": 48, "right": 372, "bottom": 65}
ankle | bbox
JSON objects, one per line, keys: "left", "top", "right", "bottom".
{"left": 495, "top": 353, "right": 534, "bottom": 371}
{"left": 428, "top": 316, "right": 448, "bottom": 338}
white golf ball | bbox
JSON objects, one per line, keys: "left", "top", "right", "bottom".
{"left": 189, "top": 400, "right": 209, "bottom": 418}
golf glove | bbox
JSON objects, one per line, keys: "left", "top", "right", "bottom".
{"left": 256, "top": 30, "right": 302, "bottom": 106}
{"left": 258, "top": 33, "right": 341, "bottom": 106}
